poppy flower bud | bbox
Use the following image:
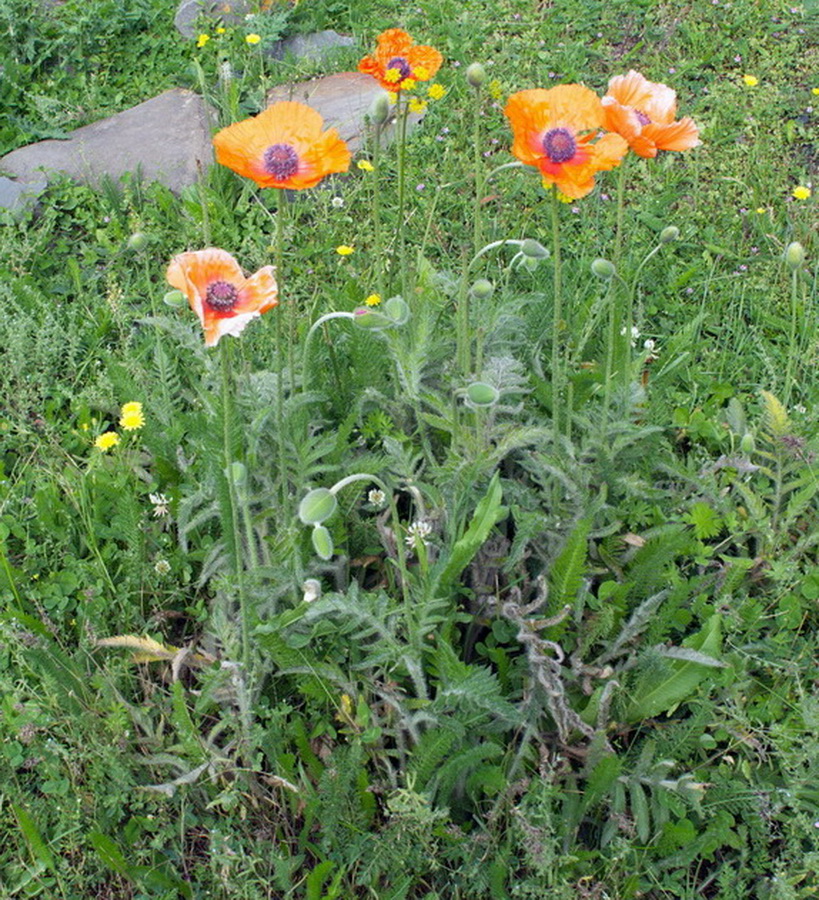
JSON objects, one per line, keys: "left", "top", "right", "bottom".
{"left": 466, "top": 63, "right": 487, "bottom": 88}
{"left": 311, "top": 524, "right": 334, "bottom": 560}
{"left": 591, "top": 258, "right": 616, "bottom": 279}
{"left": 660, "top": 225, "right": 680, "bottom": 243}
{"left": 470, "top": 279, "right": 495, "bottom": 300}
{"left": 740, "top": 432, "right": 756, "bottom": 454}
{"left": 521, "top": 238, "right": 550, "bottom": 259}
{"left": 465, "top": 382, "right": 500, "bottom": 407}
{"left": 785, "top": 241, "right": 805, "bottom": 270}
{"left": 163, "top": 290, "right": 187, "bottom": 308}
{"left": 370, "top": 93, "right": 392, "bottom": 125}
{"left": 298, "top": 488, "right": 337, "bottom": 525}
{"left": 127, "top": 231, "right": 150, "bottom": 252}
{"left": 384, "top": 296, "right": 410, "bottom": 325}
{"left": 225, "top": 461, "right": 247, "bottom": 487}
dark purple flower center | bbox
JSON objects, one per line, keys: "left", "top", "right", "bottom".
{"left": 635, "top": 109, "right": 651, "bottom": 126}
{"left": 387, "top": 56, "right": 412, "bottom": 80}
{"left": 263, "top": 143, "right": 299, "bottom": 180}
{"left": 541, "top": 127, "right": 576, "bottom": 164}
{"left": 205, "top": 280, "right": 239, "bottom": 312}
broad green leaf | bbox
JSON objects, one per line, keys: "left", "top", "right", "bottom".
{"left": 624, "top": 614, "right": 724, "bottom": 722}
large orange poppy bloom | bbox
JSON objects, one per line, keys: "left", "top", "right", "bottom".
{"left": 166, "top": 248, "right": 278, "bottom": 347}
{"left": 358, "top": 28, "right": 443, "bottom": 91}
{"left": 504, "top": 85, "right": 628, "bottom": 199}
{"left": 213, "top": 101, "right": 351, "bottom": 190}
{"left": 602, "top": 71, "right": 700, "bottom": 159}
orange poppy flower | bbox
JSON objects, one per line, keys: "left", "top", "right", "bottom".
{"left": 166, "top": 248, "right": 278, "bottom": 347}
{"left": 358, "top": 28, "right": 443, "bottom": 92}
{"left": 504, "top": 85, "right": 629, "bottom": 199}
{"left": 213, "top": 101, "right": 351, "bottom": 190}
{"left": 602, "top": 70, "right": 700, "bottom": 159}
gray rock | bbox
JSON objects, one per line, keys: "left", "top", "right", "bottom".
{"left": 0, "top": 90, "right": 214, "bottom": 193}
{"left": 175, "top": 0, "right": 256, "bottom": 40}
{"left": 268, "top": 30, "right": 355, "bottom": 63}
{"left": 266, "top": 72, "right": 425, "bottom": 154}
{"left": 0, "top": 176, "right": 48, "bottom": 215}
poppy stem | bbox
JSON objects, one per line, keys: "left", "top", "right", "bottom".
{"left": 472, "top": 82, "right": 484, "bottom": 257}
{"left": 274, "top": 188, "right": 289, "bottom": 509}
{"left": 783, "top": 265, "right": 801, "bottom": 408}
{"left": 550, "top": 186, "right": 565, "bottom": 435}
{"left": 220, "top": 339, "right": 251, "bottom": 675}
{"left": 396, "top": 94, "right": 409, "bottom": 297}
{"left": 612, "top": 154, "right": 630, "bottom": 267}
{"left": 372, "top": 120, "right": 385, "bottom": 298}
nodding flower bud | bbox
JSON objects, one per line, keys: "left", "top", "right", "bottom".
{"left": 298, "top": 488, "right": 337, "bottom": 525}
{"left": 370, "top": 92, "right": 391, "bottom": 125}
{"left": 465, "top": 382, "right": 500, "bottom": 407}
{"left": 311, "top": 524, "right": 334, "bottom": 560}
{"left": 740, "top": 432, "right": 756, "bottom": 454}
{"left": 660, "top": 225, "right": 680, "bottom": 243}
{"left": 521, "top": 238, "right": 550, "bottom": 259}
{"left": 785, "top": 241, "right": 805, "bottom": 271}
{"left": 163, "top": 290, "right": 187, "bottom": 308}
{"left": 591, "top": 258, "right": 616, "bottom": 279}
{"left": 127, "top": 231, "right": 150, "bottom": 251}
{"left": 466, "top": 62, "right": 487, "bottom": 88}
{"left": 383, "top": 295, "right": 410, "bottom": 325}
{"left": 470, "top": 278, "right": 495, "bottom": 300}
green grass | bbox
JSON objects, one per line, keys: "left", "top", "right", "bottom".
{"left": 1, "top": 0, "right": 818, "bottom": 897}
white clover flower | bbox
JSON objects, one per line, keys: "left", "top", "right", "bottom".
{"left": 149, "top": 493, "right": 170, "bottom": 518}
{"left": 368, "top": 488, "right": 386, "bottom": 508}
{"left": 405, "top": 519, "right": 432, "bottom": 548}
{"left": 154, "top": 559, "right": 171, "bottom": 576}
{"left": 331, "top": 196, "right": 344, "bottom": 208}
{"left": 621, "top": 325, "right": 641, "bottom": 347}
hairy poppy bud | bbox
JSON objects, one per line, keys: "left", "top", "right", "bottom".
{"left": 521, "top": 238, "right": 549, "bottom": 259}
{"left": 298, "top": 488, "right": 337, "bottom": 525}
{"left": 311, "top": 524, "right": 334, "bottom": 560}
{"left": 470, "top": 279, "right": 495, "bottom": 300}
{"left": 660, "top": 225, "right": 680, "bottom": 243}
{"left": 465, "top": 382, "right": 500, "bottom": 407}
{"left": 785, "top": 241, "right": 805, "bottom": 270}
{"left": 591, "top": 258, "right": 616, "bottom": 279}
{"left": 466, "top": 63, "right": 487, "bottom": 88}
{"left": 370, "top": 93, "right": 391, "bottom": 125}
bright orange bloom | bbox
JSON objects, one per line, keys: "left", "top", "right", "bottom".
{"left": 602, "top": 70, "right": 700, "bottom": 159}
{"left": 213, "top": 101, "right": 351, "bottom": 190}
{"left": 166, "top": 249, "right": 278, "bottom": 347}
{"left": 358, "top": 28, "right": 443, "bottom": 92}
{"left": 504, "top": 85, "right": 628, "bottom": 199}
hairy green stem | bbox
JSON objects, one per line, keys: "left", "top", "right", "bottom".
{"left": 550, "top": 187, "right": 565, "bottom": 434}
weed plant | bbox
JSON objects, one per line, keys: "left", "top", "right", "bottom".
{"left": 1, "top": 0, "right": 818, "bottom": 897}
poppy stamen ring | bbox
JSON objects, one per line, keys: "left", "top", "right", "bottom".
{"left": 541, "top": 127, "right": 577, "bottom": 164}
{"left": 263, "top": 143, "right": 300, "bottom": 179}
{"left": 205, "top": 280, "right": 240, "bottom": 311}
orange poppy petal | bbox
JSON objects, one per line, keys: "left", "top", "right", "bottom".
{"left": 374, "top": 28, "right": 414, "bottom": 65}
{"left": 605, "top": 71, "right": 656, "bottom": 112}
{"left": 235, "top": 266, "right": 278, "bottom": 315}
{"left": 588, "top": 132, "right": 629, "bottom": 171}
{"left": 296, "top": 130, "right": 352, "bottom": 188}
{"left": 602, "top": 100, "right": 642, "bottom": 143}
{"left": 544, "top": 84, "right": 605, "bottom": 133}
{"left": 407, "top": 45, "right": 443, "bottom": 80}
{"left": 203, "top": 311, "right": 261, "bottom": 348}
{"left": 644, "top": 117, "right": 701, "bottom": 152}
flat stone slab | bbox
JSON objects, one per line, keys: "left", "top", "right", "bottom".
{"left": 0, "top": 90, "right": 214, "bottom": 193}
{"left": 266, "top": 72, "right": 425, "bottom": 154}
{"left": 268, "top": 30, "right": 355, "bottom": 63}
{"left": 0, "top": 175, "right": 48, "bottom": 215}
{"left": 175, "top": 0, "right": 258, "bottom": 39}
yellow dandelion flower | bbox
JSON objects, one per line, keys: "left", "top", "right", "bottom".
{"left": 336, "top": 245, "right": 355, "bottom": 256}
{"left": 119, "top": 401, "right": 145, "bottom": 431}
{"left": 793, "top": 185, "right": 812, "bottom": 200}
{"left": 742, "top": 75, "right": 758, "bottom": 87}
{"left": 812, "top": 88, "right": 819, "bottom": 96}
{"left": 95, "top": 432, "right": 120, "bottom": 451}
{"left": 400, "top": 78, "right": 416, "bottom": 91}
{"left": 488, "top": 79, "right": 503, "bottom": 101}
{"left": 196, "top": 33, "right": 210, "bottom": 48}
{"left": 364, "top": 293, "right": 382, "bottom": 307}
{"left": 427, "top": 83, "right": 446, "bottom": 100}
{"left": 216, "top": 26, "right": 226, "bottom": 34}
{"left": 384, "top": 67, "right": 402, "bottom": 84}
{"left": 408, "top": 97, "right": 427, "bottom": 114}
{"left": 245, "top": 33, "right": 261, "bottom": 45}
{"left": 413, "top": 66, "right": 430, "bottom": 81}
{"left": 357, "top": 159, "right": 375, "bottom": 172}
{"left": 756, "top": 206, "right": 767, "bottom": 214}
{"left": 387, "top": 91, "right": 398, "bottom": 104}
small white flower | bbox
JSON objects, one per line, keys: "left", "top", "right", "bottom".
{"left": 302, "top": 578, "right": 321, "bottom": 603}
{"left": 331, "top": 196, "right": 344, "bottom": 208}
{"left": 621, "top": 325, "right": 641, "bottom": 347}
{"left": 154, "top": 559, "right": 171, "bottom": 576}
{"left": 149, "top": 492, "right": 170, "bottom": 518}
{"left": 405, "top": 519, "right": 432, "bottom": 548}
{"left": 368, "top": 488, "right": 386, "bottom": 508}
